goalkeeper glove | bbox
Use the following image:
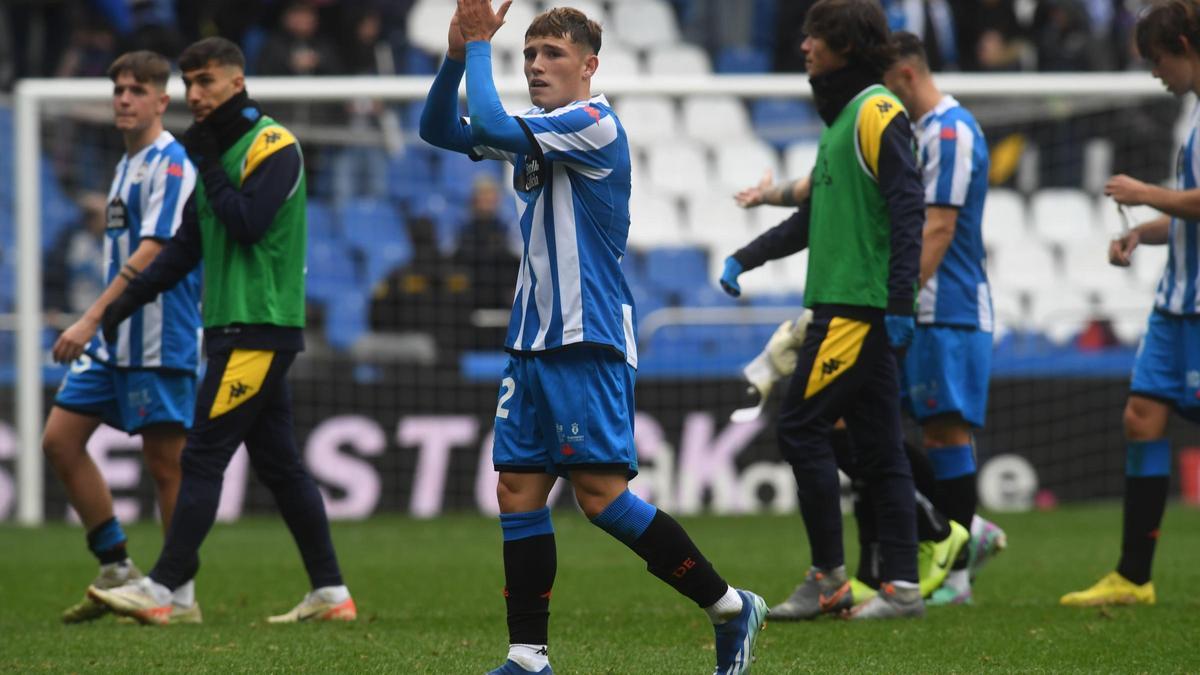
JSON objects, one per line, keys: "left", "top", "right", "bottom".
{"left": 719, "top": 257, "right": 744, "bottom": 297}
{"left": 884, "top": 314, "right": 915, "bottom": 351}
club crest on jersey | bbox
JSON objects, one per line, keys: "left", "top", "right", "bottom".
{"left": 106, "top": 197, "right": 128, "bottom": 230}
{"left": 517, "top": 154, "right": 544, "bottom": 192}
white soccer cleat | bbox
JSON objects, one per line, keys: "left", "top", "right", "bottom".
{"left": 62, "top": 560, "right": 142, "bottom": 624}
{"left": 267, "top": 586, "right": 357, "bottom": 623}
{"left": 88, "top": 576, "right": 174, "bottom": 626}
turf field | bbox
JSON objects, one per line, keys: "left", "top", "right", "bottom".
{"left": 2, "top": 505, "right": 1198, "bottom": 673}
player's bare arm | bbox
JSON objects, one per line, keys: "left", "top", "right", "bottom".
{"left": 1109, "top": 214, "right": 1170, "bottom": 267}
{"left": 919, "top": 206, "right": 958, "bottom": 287}
{"left": 51, "top": 238, "right": 164, "bottom": 364}
{"left": 456, "top": 0, "right": 512, "bottom": 42}
{"left": 1107, "top": 174, "right": 1200, "bottom": 221}
{"left": 734, "top": 169, "right": 811, "bottom": 208}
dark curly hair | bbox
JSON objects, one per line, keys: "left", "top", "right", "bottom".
{"left": 803, "top": 0, "right": 896, "bottom": 76}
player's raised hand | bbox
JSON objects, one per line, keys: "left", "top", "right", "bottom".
{"left": 457, "top": 0, "right": 513, "bottom": 43}
{"left": 51, "top": 317, "right": 99, "bottom": 364}
{"left": 1105, "top": 174, "right": 1149, "bottom": 206}
{"left": 1109, "top": 229, "right": 1139, "bottom": 267}
{"left": 448, "top": 9, "right": 467, "bottom": 61}
{"left": 734, "top": 169, "right": 773, "bottom": 209}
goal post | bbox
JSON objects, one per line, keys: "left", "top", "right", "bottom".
{"left": 7, "top": 72, "right": 1179, "bottom": 525}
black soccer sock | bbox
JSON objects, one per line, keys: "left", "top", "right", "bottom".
{"left": 593, "top": 490, "right": 729, "bottom": 608}
{"left": 905, "top": 442, "right": 938, "bottom": 498}
{"left": 1117, "top": 440, "right": 1171, "bottom": 584}
{"left": 852, "top": 486, "right": 880, "bottom": 587}
{"left": 1116, "top": 476, "right": 1168, "bottom": 585}
{"left": 87, "top": 517, "right": 129, "bottom": 565}
{"left": 914, "top": 490, "right": 951, "bottom": 543}
{"left": 928, "top": 443, "right": 977, "bottom": 570}
{"left": 500, "top": 509, "right": 556, "bottom": 645}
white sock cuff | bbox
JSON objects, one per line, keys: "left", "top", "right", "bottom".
{"left": 313, "top": 585, "right": 351, "bottom": 603}
{"left": 704, "top": 585, "right": 743, "bottom": 623}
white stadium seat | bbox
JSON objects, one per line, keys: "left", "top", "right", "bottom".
{"left": 1030, "top": 188, "right": 1098, "bottom": 247}
{"left": 981, "top": 188, "right": 1029, "bottom": 251}
{"left": 646, "top": 43, "right": 712, "bottom": 76}
{"left": 1061, "top": 233, "right": 1134, "bottom": 293}
{"left": 681, "top": 95, "right": 752, "bottom": 144}
{"left": 783, "top": 141, "right": 820, "bottom": 179}
{"left": 614, "top": 96, "right": 677, "bottom": 145}
{"left": 687, "top": 192, "right": 751, "bottom": 246}
{"left": 491, "top": 2, "right": 540, "bottom": 53}
{"left": 612, "top": 0, "right": 679, "bottom": 49}
{"left": 988, "top": 240, "right": 1061, "bottom": 293}
{"left": 1028, "top": 287, "right": 1095, "bottom": 344}
{"left": 628, "top": 192, "right": 691, "bottom": 249}
{"left": 711, "top": 139, "right": 781, "bottom": 193}
{"left": 593, "top": 44, "right": 641, "bottom": 82}
{"left": 646, "top": 139, "right": 711, "bottom": 198}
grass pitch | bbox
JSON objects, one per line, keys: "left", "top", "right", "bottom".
{"left": 2, "top": 505, "right": 1199, "bottom": 673}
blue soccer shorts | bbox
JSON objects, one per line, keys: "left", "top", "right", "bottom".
{"left": 492, "top": 346, "right": 638, "bottom": 478}
{"left": 54, "top": 355, "right": 196, "bottom": 433}
{"left": 902, "top": 325, "right": 992, "bottom": 428}
{"left": 1130, "top": 310, "right": 1200, "bottom": 417}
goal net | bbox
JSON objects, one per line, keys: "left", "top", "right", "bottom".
{"left": 3, "top": 71, "right": 1199, "bottom": 524}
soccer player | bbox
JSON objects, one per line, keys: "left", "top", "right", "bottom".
{"left": 1062, "top": 0, "right": 1200, "bottom": 607}
{"left": 44, "top": 50, "right": 201, "bottom": 624}
{"left": 719, "top": 0, "right": 925, "bottom": 620}
{"left": 86, "top": 37, "right": 355, "bottom": 625}
{"left": 881, "top": 31, "right": 1001, "bottom": 606}
{"left": 420, "top": 2, "right": 766, "bottom": 673}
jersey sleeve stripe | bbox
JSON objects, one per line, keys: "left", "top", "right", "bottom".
{"left": 533, "top": 114, "right": 619, "bottom": 155}
{"left": 923, "top": 122, "right": 943, "bottom": 204}
{"left": 856, "top": 94, "right": 904, "bottom": 177}
{"left": 947, "top": 119, "right": 974, "bottom": 206}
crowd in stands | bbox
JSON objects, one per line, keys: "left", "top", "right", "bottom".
{"left": 0, "top": 0, "right": 1170, "bottom": 379}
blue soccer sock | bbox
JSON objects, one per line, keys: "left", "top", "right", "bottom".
{"left": 500, "top": 508, "right": 556, "bottom": 647}
{"left": 1118, "top": 439, "right": 1170, "bottom": 585}
{"left": 87, "top": 517, "right": 128, "bottom": 565}
{"left": 930, "top": 443, "right": 977, "bottom": 568}
{"left": 592, "top": 490, "right": 729, "bottom": 608}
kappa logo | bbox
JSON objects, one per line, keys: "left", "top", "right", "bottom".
{"left": 876, "top": 100, "right": 893, "bottom": 115}
{"left": 820, "top": 358, "right": 843, "bottom": 377}
{"left": 584, "top": 105, "right": 601, "bottom": 122}
{"left": 227, "top": 381, "right": 251, "bottom": 404}
{"left": 264, "top": 131, "right": 282, "bottom": 145}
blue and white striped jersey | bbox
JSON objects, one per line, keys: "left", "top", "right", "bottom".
{"left": 88, "top": 130, "right": 202, "bottom": 372}
{"left": 1156, "top": 104, "right": 1200, "bottom": 315}
{"left": 914, "top": 95, "right": 993, "bottom": 330}
{"left": 469, "top": 95, "right": 638, "bottom": 366}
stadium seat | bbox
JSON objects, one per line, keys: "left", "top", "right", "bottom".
{"left": 749, "top": 203, "right": 797, "bottom": 235}
{"left": 491, "top": 2, "right": 539, "bottom": 53}
{"left": 401, "top": 45, "right": 438, "bottom": 75}
{"left": 1061, "top": 235, "right": 1135, "bottom": 294}
{"left": 681, "top": 95, "right": 752, "bottom": 144}
{"left": 407, "top": 0, "right": 456, "bottom": 54}
{"left": 716, "top": 46, "right": 771, "bottom": 74}
{"left": 783, "top": 141, "right": 820, "bottom": 179}
{"left": 562, "top": 0, "right": 608, "bottom": 29}
{"left": 687, "top": 192, "right": 752, "bottom": 252}
{"left": 981, "top": 188, "right": 1029, "bottom": 251}
{"left": 1131, "top": 244, "right": 1168, "bottom": 290}
{"left": 337, "top": 199, "right": 412, "bottom": 286}
{"left": 1099, "top": 285, "right": 1154, "bottom": 343}
{"left": 387, "top": 145, "right": 437, "bottom": 204}
{"left": 592, "top": 45, "right": 641, "bottom": 85}
{"left": 1031, "top": 188, "right": 1098, "bottom": 247}
{"left": 435, "top": 151, "right": 501, "bottom": 200}
{"left": 989, "top": 286, "right": 1027, "bottom": 335}
{"left": 645, "top": 140, "right": 711, "bottom": 198}
{"left": 711, "top": 138, "right": 781, "bottom": 193}
{"left": 751, "top": 99, "right": 823, "bottom": 149}
{"left": 612, "top": 0, "right": 680, "bottom": 49}
{"left": 1027, "top": 287, "right": 1094, "bottom": 344}
{"left": 307, "top": 199, "right": 338, "bottom": 242}
{"left": 306, "top": 238, "right": 362, "bottom": 305}
{"left": 614, "top": 96, "right": 677, "bottom": 145}
{"left": 988, "top": 239, "right": 1060, "bottom": 293}
{"left": 646, "top": 44, "right": 712, "bottom": 76}
{"left": 628, "top": 192, "right": 691, "bottom": 249}
{"left": 643, "top": 246, "right": 709, "bottom": 296}
{"left": 324, "top": 289, "right": 370, "bottom": 352}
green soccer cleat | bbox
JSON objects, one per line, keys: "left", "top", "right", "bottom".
{"left": 918, "top": 520, "right": 970, "bottom": 598}
{"left": 849, "top": 578, "right": 878, "bottom": 605}
{"left": 62, "top": 560, "right": 142, "bottom": 624}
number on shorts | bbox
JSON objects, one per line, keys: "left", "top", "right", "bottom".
{"left": 495, "top": 377, "right": 516, "bottom": 419}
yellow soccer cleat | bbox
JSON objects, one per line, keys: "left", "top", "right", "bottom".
{"left": 1060, "top": 572, "right": 1155, "bottom": 606}
{"left": 62, "top": 561, "right": 143, "bottom": 624}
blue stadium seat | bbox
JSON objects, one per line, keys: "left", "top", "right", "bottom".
{"left": 716, "top": 46, "right": 770, "bottom": 74}
{"left": 745, "top": 291, "right": 805, "bottom": 307}
{"left": 402, "top": 46, "right": 438, "bottom": 75}
{"left": 751, "top": 99, "right": 823, "bottom": 149}
{"left": 307, "top": 199, "right": 338, "bottom": 241}
{"left": 684, "top": 284, "right": 740, "bottom": 308}
{"left": 642, "top": 246, "right": 709, "bottom": 296}
{"left": 387, "top": 145, "right": 437, "bottom": 205}
{"left": 435, "top": 150, "right": 502, "bottom": 200}
{"left": 324, "top": 288, "right": 369, "bottom": 351}
{"left": 337, "top": 198, "right": 412, "bottom": 286}
{"left": 306, "top": 237, "right": 362, "bottom": 305}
